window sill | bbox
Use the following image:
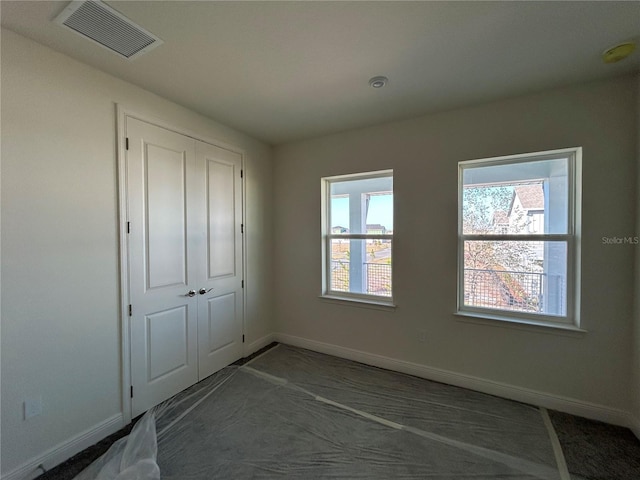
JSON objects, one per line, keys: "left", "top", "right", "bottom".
{"left": 454, "top": 311, "right": 587, "bottom": 337}
{"left": 319, "top": 295, "right": 396, "bottom": 311}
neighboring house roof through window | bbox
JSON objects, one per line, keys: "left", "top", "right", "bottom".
{"left": 509, "top": 184, "right": 544, "bottom": 215}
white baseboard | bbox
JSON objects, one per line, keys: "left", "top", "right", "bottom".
{"left": 274, "top": 333, "right": 633, "bottom": 429}
{"left": 245, "top": 332, "right": 276, "bottom": 358}
{"left": 2, "top": 414, "right": 124, "bottom": 480}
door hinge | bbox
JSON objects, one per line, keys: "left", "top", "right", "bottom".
{"left": 125, "top": 138, "right": 129, "bottom": 150}
{"left": 242, "top": 335, "right": 245, "bottom": 343}
{"left": 240, "top": 169, "right": 243, "bottom": 178}
{"left": 241, "top": 224, "right": 244, "bottom": 234}
{"left": 128, "top": 305, "right": 132, "bottom": 316}
{"left": 130, "top": 386, "right": 133, "bottom": 398}
{"left": 126, "top": 221, "right": 130, "bottom": 234}
{"left": 241, "top": 280, "right": 244, "bottom": 288}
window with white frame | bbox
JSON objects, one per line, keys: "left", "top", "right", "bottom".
{"left": 322, "top": 171, "right": 393, "bottom": 303}
{"left": 458, "top": 148, "right": 581, "bottom": 327}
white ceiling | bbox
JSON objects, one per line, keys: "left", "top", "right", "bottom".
{"left": 2, "top": 1, "right": 639, "bottom": 145}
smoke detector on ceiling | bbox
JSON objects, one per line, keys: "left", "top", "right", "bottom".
{"left": 54, "top": 0, "right": 163, "bottom": 60}
{"left": 369, "top": 76, "right": 389, "bottom": 89}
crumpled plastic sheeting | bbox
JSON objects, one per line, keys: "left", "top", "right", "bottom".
{"left": 74, "top": 344, "right": 568, "bottom": 479}
{"left": 72, "top": 411, "right": 159, "bottom": 480}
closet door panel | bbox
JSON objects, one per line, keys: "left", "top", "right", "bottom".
{"left": 196, "top": 141, "right": 244, "bottom": 380}
{"left": 127, "top": 118, "right": 199, "bottom": 417}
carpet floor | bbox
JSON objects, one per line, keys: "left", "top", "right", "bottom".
{"left": 36, "top": 343, "right": 640, "bottom": 480}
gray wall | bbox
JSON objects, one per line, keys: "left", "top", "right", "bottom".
{"left": 0, "top": 29, "right": 274, "bottom": 475}
{"left": 274, "top": 75, "right": 638, "bottom": 417}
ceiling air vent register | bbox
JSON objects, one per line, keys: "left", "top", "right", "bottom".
{"left": 54, "top": 0, "right": 163, "bottom": 60}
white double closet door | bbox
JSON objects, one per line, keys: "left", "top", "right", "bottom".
{"left": 126, "top": 117, "right": 243, "bottom": 417}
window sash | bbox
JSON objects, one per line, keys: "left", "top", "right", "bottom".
{"left": 458, "top": 236, "right": 575, "bottom": 324}
{"left": 461, "top": 233, "right": 570, "bottom": 242}
{"left": 459, "top": 149, "right": 578, "bottom": 237}
{"left": 457, "top": 148, "right": 580, "bottom": 327}
{"left": 328, "top": 234, "right": 393, "bottom": 240}
{"left": 325, "top": 237, "right": 393, "bottom": 299}
{"left": 323, "top": 171, "right": 394, "bottom": 303}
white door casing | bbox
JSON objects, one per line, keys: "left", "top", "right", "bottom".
{"left": 124, "top": 116, "right": 244, "bottom": 417}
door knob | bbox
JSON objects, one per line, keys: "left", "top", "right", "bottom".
{"left": 199, "top": 288, "right": 213, "bottom": 295}
{"left": 185, "top": 290, "right": 197, "bottom": 297}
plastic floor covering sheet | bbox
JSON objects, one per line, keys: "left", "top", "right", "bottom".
{"left": 74, "top": 344, "right": 575, "bottom": 479}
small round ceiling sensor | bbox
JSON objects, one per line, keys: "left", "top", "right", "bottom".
{"left": 369, "top": 76, "right": 388, "bottom": 88}
{"left": 602, "top": 42, "right": 636, "bottom": 63}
